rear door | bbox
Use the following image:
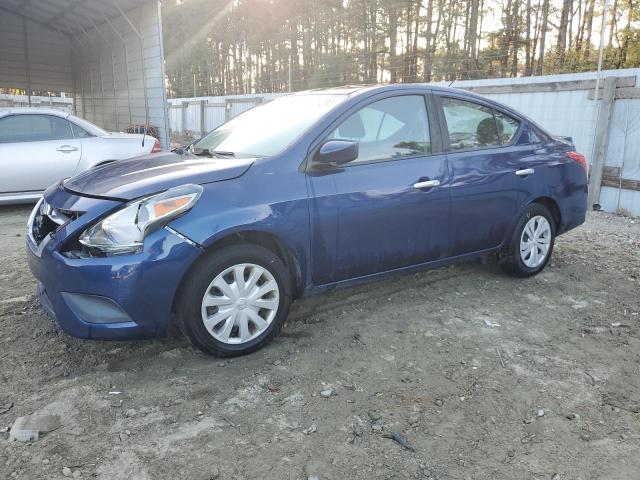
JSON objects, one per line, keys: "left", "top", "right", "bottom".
{"left": 435, "top": 95, "right": 522, "bottom": 256}
{"left": 0, "top": 114, "right": 81, "bottom": 193}
{"left": 307, "top": 92, "right": 450, "bottom": 285}
{"left": 509, "top": 125, "right": 567, "bottom": 208}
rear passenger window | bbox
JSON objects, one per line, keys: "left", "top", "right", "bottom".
{"left": 329, "top": 95, "right": 431, "bottom": 163}
{"left": 442, "top": 97, "right": 499, "bottom": 151}
{"left": 494, "top": 111, "right": 520, "bottom": 144}
{"left": 70, "top": 122, "right": 92, "bottom": 138}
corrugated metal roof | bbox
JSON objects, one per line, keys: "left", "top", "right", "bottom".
{"left": 0, "top": 0, "right": 151, "bottom": 36}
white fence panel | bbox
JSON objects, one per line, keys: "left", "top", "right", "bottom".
{"left": 168, "top": 92, "right": 286, "bottom": 137}
{"left": 479, "top": 89, "right": 597, "bottom": 161}
{"left": 607, "top": 99, "right": 640, "bottom": 181}
{"left": 205, "top": 103, "right": 226, "bottom": 133}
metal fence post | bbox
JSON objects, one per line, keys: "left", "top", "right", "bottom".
{"left": 181, "top": 101, "right": 189, "bottom": 135}
{"left": 588, "top": 76, "right": 617, "bottom": 208}
{"left": 199, "top": 100, "right": 206, "bottom": 137}
{"left": 225, "top": 99, "right": 232, "bottom": 122}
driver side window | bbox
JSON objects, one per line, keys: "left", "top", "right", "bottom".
{"left": 328, "top": 95, "right": 431, "bottom": 163}
{"left": 0, "top": 114, "right": 73, "bottom": 143}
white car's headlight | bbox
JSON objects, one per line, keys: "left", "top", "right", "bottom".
{"left": 79, "top": 184, "right": 203, "bottom": 255}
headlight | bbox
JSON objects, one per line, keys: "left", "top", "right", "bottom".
{"left": 79, "top": 184, "right": 203, "bottom": 255}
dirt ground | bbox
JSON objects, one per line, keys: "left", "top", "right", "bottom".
{"left": 1, "top": 206, "right": 639, "bottom": 480}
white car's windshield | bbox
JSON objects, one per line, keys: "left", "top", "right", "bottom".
{"left": 192, "top": 94, "right": 346, "bottom": 158}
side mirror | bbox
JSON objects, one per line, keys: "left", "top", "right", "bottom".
{"left": 314, "top": 140, "right": 358, "bottom": 167}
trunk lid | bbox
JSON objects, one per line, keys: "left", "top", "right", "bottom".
{"left": 99, "top": 132, "right": 146, "bottom": 141}
{"left": 63, "top": 152, "right": 254, "bottom": 200}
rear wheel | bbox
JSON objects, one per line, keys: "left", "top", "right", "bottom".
{"left": 502, "top": 203, "right": 555, "bottom": 277}
{"left": 176, "top": 244, "right": 292, "bottom": 356}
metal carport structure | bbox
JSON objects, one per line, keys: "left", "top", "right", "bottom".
{"left": 0, "top": 0, "right": 170, "bottom": 149}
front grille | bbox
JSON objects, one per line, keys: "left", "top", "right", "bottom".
{"left": 30, "top": 200, "right": 84, "bottom": 245}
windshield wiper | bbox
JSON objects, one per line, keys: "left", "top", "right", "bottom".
{"left": 192, "top": 148, "right": 212, "bottom": 157}
{"left": 192, "top": 148, "right": 235, "bottom": 158}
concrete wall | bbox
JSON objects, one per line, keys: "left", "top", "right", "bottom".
{"left": 72, "top": 1, "right": 169, "bottom": 148}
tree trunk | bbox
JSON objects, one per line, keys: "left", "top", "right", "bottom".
{"left": 403, "top": 1, "right": 413, "bottom": 82}
{"left": 467, "top": 0, "right": 480, "bottom": 78}
{"left": 530, "top": 0, "right": 541, "bottom": 74}
{"left": 423, "top": 0, "right": 435, "bottom": 81}
{"left": 556, "top": 0, "right": 573, "bottom": 67}
{"left": 290, "top": 19, "right": 299, "bottom": 91}
{"left": 536, "top": 0, "right": 550, "bottom": 75}
{"left": 524, "top": 0, "right": 532, "bottom": 75}
{"left": 583, "top": 0, "right": 595, "bottom": 61}
{"left": 500, "top": 0, "right": 513, "bottom": 77}
{"left": 369, "top": 3, "right": 379, "bottom": 83}
{"left": 510, "top": 0, "right": 520, "bottom": 77}
{"left": 618, "top": 0, "right": 633, "bottom": 67}
{"left": 412, "top": 1, "right": 420, "bottom": 81}
{"left": 389, "top": 6, "right": 398, "bottom": 83}
{"left": 608, "top": 0, "right": 619, "bottom": 47}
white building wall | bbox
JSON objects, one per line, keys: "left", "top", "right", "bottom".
{"left": 73, "top": 1, "right": 169, "bottom": 148}
{"left": 0, "top": 2, "right": 169, "bottom": 149}
{"left": 0, "top": 8, "right": 72, "bottom": 93}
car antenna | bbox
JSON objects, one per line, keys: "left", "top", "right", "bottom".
{"left": 141, "top": 124, "right": 146, "bottom": 148}
{"left": 448, "top": 78, "right": 456, "bottom": 87}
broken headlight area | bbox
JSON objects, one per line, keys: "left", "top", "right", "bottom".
{"left": 28, "top": 198, "right": 85, "bottom": 245}
{"left": 76, "top": 184, "right": 203, "bottom": 256}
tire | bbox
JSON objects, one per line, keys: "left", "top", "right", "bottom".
{"left": 501, "top": 203, "right": 556, "bottom": 278}
{"left": 176, "top": 244, "right": 292, "bottom": 357}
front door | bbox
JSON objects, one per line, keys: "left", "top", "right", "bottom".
{"left": 307, "top": 93, "right": 450, "bottom": 285}
{"left": 0, "top": 114, "right": 81, "bottom": 193}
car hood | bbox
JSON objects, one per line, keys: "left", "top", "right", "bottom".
{"left": 64, "top": 152, "right": 255, "bottom": 201}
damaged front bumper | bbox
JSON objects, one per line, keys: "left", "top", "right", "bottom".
{"left": 26, "top": 184, "right": 203, "bottom": 340}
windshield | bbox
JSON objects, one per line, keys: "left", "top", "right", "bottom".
{"left": 192, "top": 94, "right": 346, "bottom": 157}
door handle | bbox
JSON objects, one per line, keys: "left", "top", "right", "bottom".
{"left": 56, "top": 145, "right": 78, "bottom": 153}
{"left": 413, "top": 179, "right": 441, "bottom": 189}
{"left": 515, "top": 168, "right": 534, "bottom": 176}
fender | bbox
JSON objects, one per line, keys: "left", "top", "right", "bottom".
{"left": 169, "top": 165, "right": 311, "bottom": 288}
{"left": 500, "top": 193, "right": 562, "bottom": 254}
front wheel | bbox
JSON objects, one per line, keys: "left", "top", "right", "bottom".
{"left": 176, "top": 244, "right": 292, "bottom": 357}
{"left": 501, "top": 203, "right": 555, "bottom": 277}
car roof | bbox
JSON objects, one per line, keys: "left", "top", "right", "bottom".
{"left": 296, "top": 83, "right": 499, "bottom": 103}
{"left": 0, "top": 107, "right": 71, "bottom": 118}
{"left": 293, "top": 83, "right": 536, "bottom": 130}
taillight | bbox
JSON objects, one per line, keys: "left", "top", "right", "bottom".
{"left": 566, "top": 151, "right": 587, "bottom": 173}
{"left": 151, "top": 138, "right": 162, "bottom": 153}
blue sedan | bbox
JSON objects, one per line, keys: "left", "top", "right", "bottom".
{"left": 27, "top": 85, "right": 588, "bottom": 356}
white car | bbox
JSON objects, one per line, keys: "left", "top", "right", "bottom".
{"left": 0, "top": 108, "right": 161, "bottom": 204}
